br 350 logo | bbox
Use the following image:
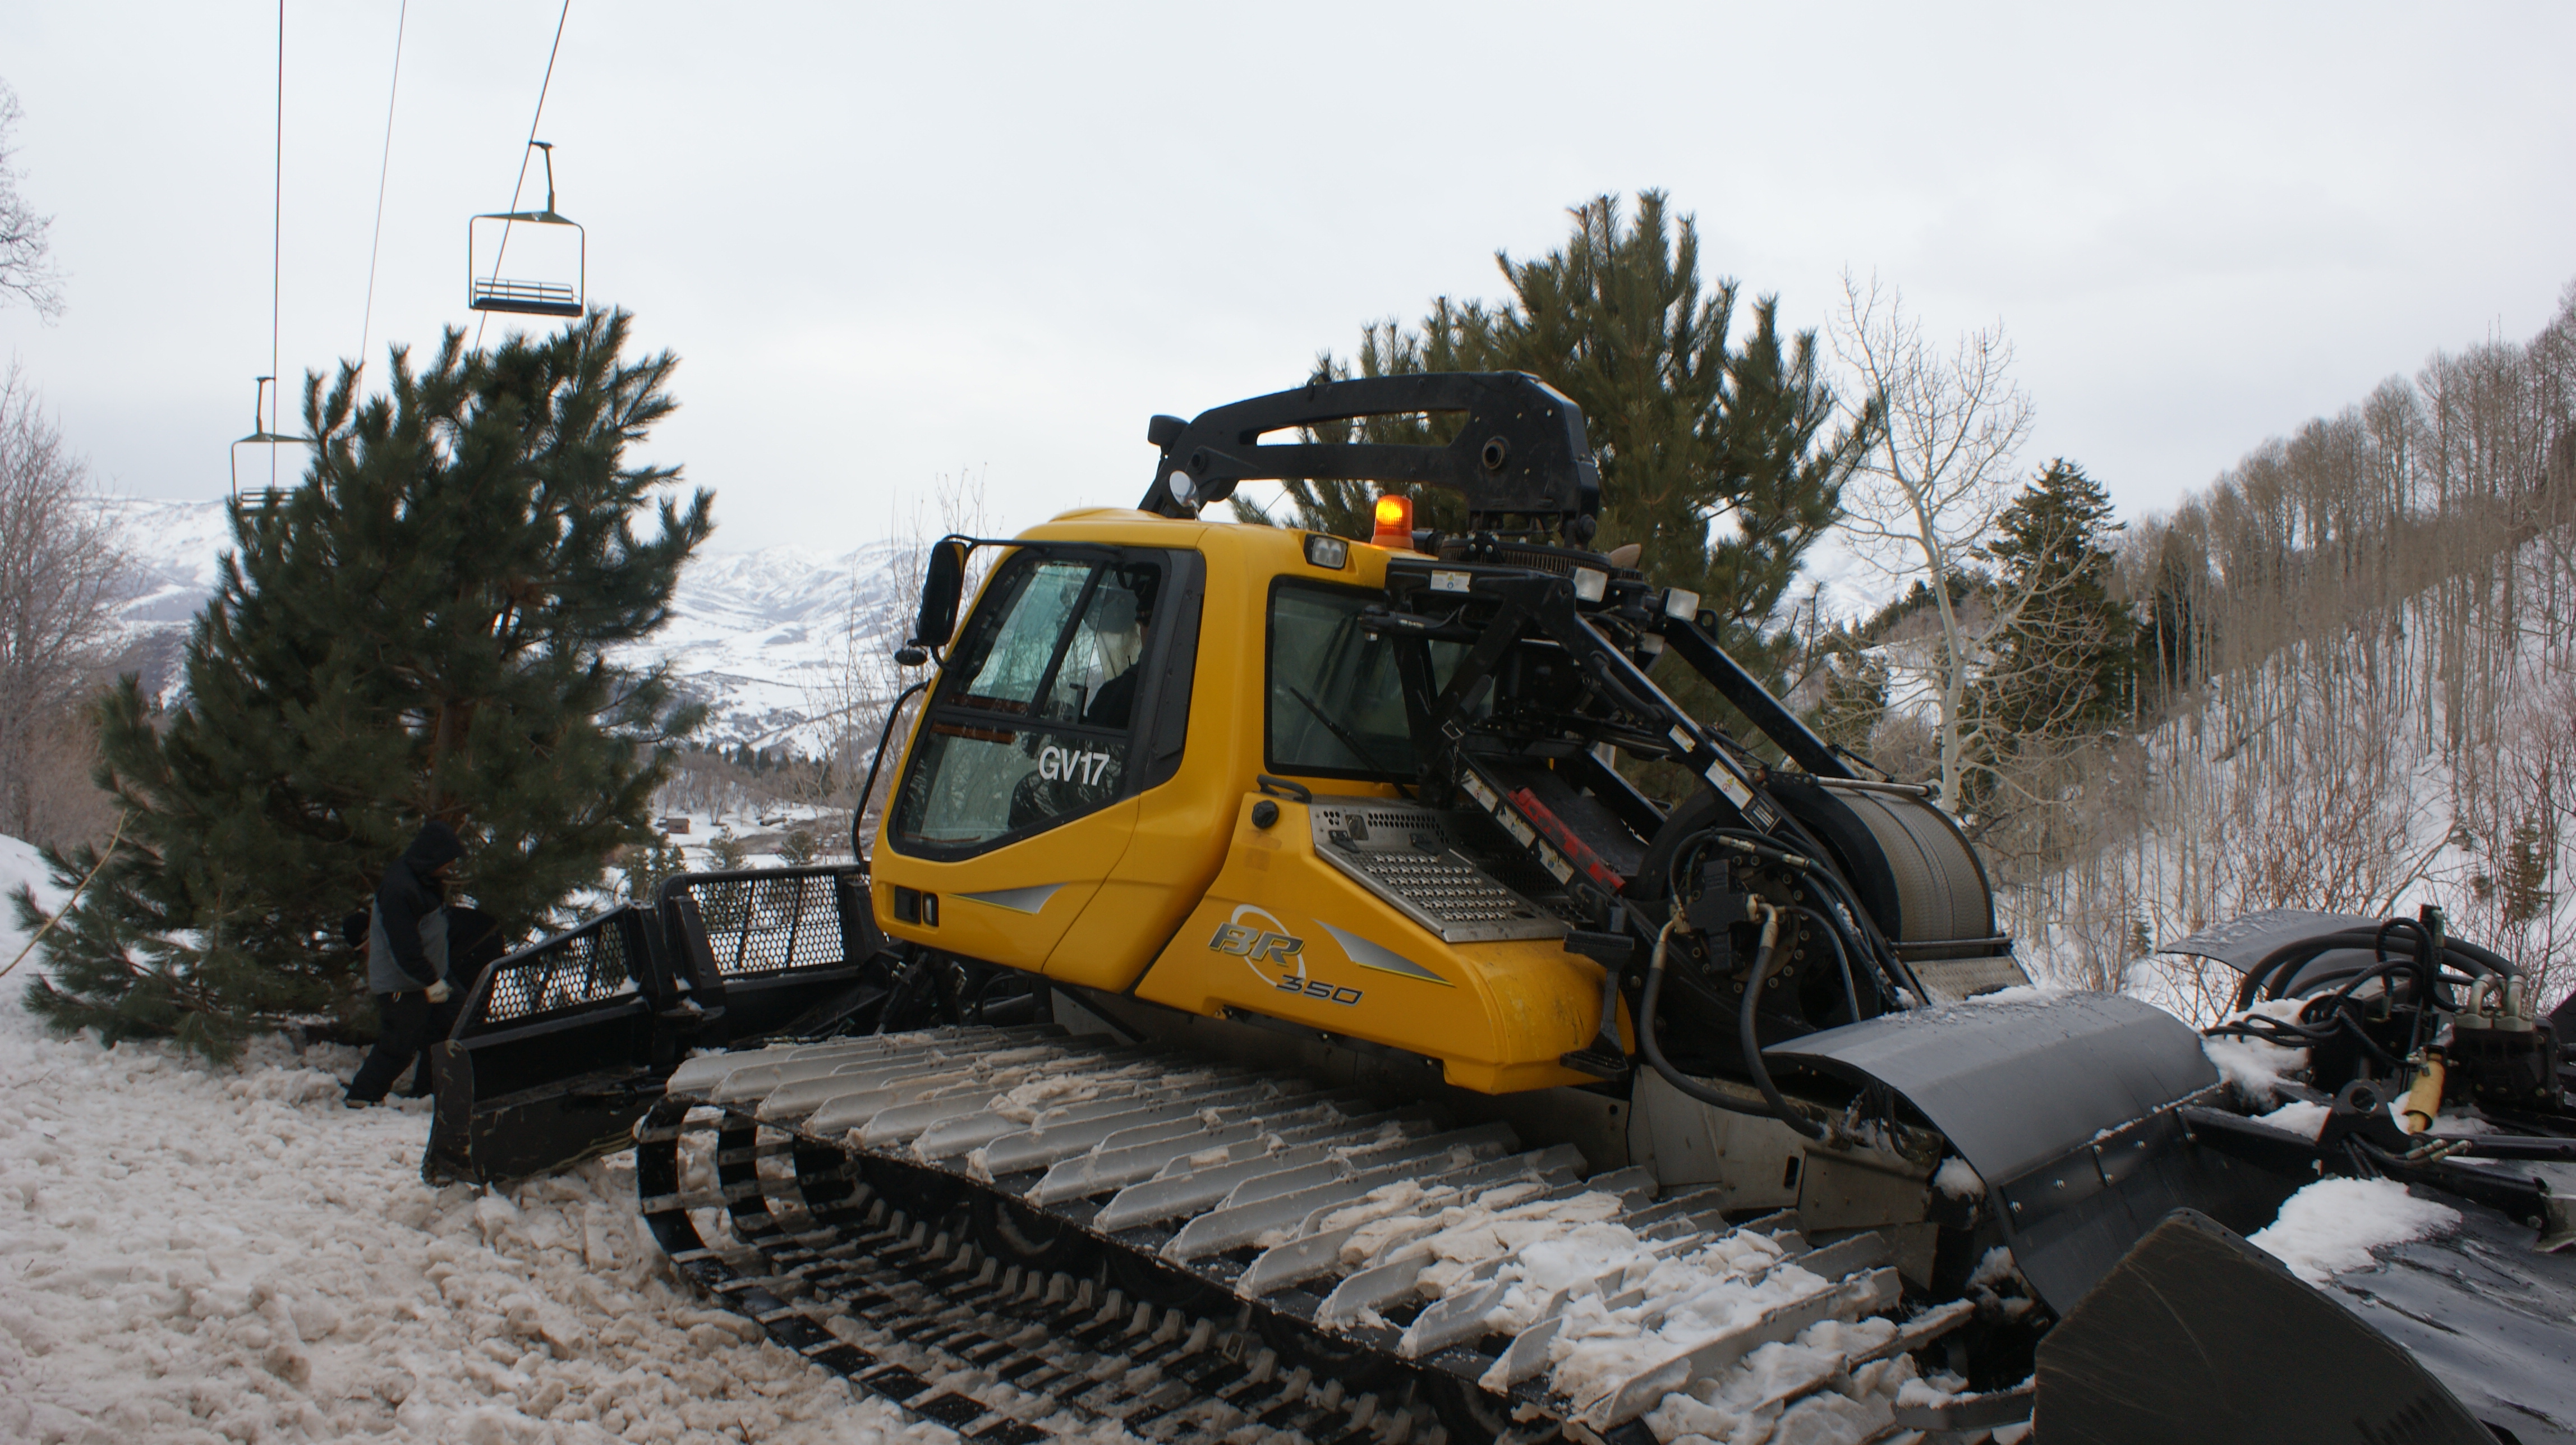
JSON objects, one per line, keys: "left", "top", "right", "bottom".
{"left": 1207, "top": 906, "right": 1361, "bottom": 1005}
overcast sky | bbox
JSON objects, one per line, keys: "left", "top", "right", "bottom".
{"left": 2, "top": 2, "right": 2569, "bottom": 555}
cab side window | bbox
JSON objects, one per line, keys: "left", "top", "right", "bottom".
{"left": 890, "top": 554, "right": 1167, "bottom": 855}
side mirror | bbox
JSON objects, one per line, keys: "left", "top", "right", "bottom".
{"left": 910, "top": 540, "right": 967, "bottom": 651}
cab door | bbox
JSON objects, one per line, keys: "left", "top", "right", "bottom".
{"left": 873, "top": 549, "right": 1195, "bottom": 973}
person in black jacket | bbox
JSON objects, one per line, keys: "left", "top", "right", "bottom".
{"left": 345, "top": 821, "right": 466, "bottom": 1106}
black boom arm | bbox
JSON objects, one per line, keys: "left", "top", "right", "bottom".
{"left": 1139, "top": 372, "right": 1603, "bottom": 535}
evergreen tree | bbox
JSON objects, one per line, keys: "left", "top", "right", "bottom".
{"left": 1807, "top": 636, "right": 1892, "bottom": 758}
{"left": 1240, "top": 193, "right": 1880, "bottom": 666}
{"left": 18, "top": 311, "right": 711, "bottom": 1058}
{"left": 1974, "top": 459, "right": 2133, "bottom": 746}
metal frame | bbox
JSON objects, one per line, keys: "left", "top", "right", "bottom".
{"left": 466, "top": 141, "right": 586, "bottom": 317}
{"left": 227, "top": 374, "right": 312, "bottom": 500}
{"left": 1139, "top": 372, "right": 1602, "bottom": 532}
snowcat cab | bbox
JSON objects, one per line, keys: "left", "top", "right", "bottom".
{"left": 435, "top": 374, "right": 2576, "bottom": 1445}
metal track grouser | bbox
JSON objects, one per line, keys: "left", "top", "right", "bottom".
{"left": 633, "top": 1023, "right": 1995, "bottom": 1445}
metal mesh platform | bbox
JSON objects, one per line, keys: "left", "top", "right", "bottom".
{"left": 1308, "top": 797, "right": 1566, "bottom": 944}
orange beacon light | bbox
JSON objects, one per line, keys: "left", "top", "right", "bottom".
{"left": 1370, "top": 494, "right": 1415, "bottom": 551}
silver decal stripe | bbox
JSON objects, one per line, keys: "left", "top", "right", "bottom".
{"left": 1314, "top": 919, "right": 1453, "bottom": 986}
{"left": 956, "top": 883, "right": 1067, "bottom": 914}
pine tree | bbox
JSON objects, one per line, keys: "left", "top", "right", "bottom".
{"left": 1974, "top": 459, "right": 2133, "bottom": 748}
{"left": 1240, "top": 193, "right": 1877, "bottom": 682}
{"left": 1237, "top": 194, "right": 1879, "bottom": 791}
{"left": 17, "top": 311, "right": 711, "bottom": 1058}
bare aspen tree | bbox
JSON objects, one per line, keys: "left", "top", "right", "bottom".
{"left": 1831, "top": 273, "right": 2034, "bottom": 813}
{"left": 0, "top": 366, "right": 123, "bottom": 839}
{"left": 0, "top": 80, "right": 65, "bottom": 320}
{"left": 798, "top": 473, "right": 992, "bottom": 853}
{"left": 2048, "top": 284, "right": 2576, "bottom": 1011}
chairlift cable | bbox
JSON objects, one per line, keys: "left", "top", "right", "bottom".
{"left": 357, "top": 0, "right": 409, "bottom": 366}
{"left": 472, "top": 0, "right": 574, "bottom": 352}
{"left": 270, "top": 0, "right": 285, "bottom": 491}
{"left": 228, "top": 2, "right": 314, "bottom": 501}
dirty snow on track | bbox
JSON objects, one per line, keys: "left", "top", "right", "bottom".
{"left": 0, "top": 840, "right": 950, "bottom": 1445}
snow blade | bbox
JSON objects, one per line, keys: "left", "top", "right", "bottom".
{"left": 2034, "top": 1208, "right": 2491, "bottom": 1445}
{"left": 425, "top": 1053, "right": 661, "bottom": 1185}
{"left": 424, "top": 905, "right": 666, "bottom": 1186}
{"left": 425, "top": 865, "right": 884, "bottom": 1186}
{"left": 1764, "top": 992, "right": 2303, "bottom": 1312}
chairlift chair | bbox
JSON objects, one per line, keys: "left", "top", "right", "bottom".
{"left": 229, "top": 375, "right": 312, "bottom": 500}
{"left": 467, "top": 141, "right": 585, "bottom": 317}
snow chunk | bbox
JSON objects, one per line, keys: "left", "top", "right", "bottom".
{"left": 2201, "top": 998, "right": 2312, "bottom": 1103}
{"left": 1963, "top": 983, "right": 2069, "bottom": 1006}
{"left": 1639, "top": 1316, "right": 1913, "bottom": 1445}
{"left": 2255, "top": 1099, "right": 2330, "bottom": 1140}
{"left": 990, "top": 1073, "right": 1106, "bottom": 1122}
{"left": 1932, "top": 1157, "right": 1986, "bottom": 1199}
{"left": 2247, "top": 1177, "right": 2459, "bottom": 1284}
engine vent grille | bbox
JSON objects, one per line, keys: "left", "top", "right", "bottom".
{"left": 1308, "top": 797, "right": 1567, "bottom": 944}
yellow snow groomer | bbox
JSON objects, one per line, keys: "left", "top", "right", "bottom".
{"left": 434, "top": 374, "right": 2576, "bottom": 1445}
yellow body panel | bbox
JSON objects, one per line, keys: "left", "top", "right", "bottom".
{"left": 1133, "top": 794, "right": 1627, "bottom": 1093}
{"left": 872, "top": 508, "right": 1618, "bottom": 1094}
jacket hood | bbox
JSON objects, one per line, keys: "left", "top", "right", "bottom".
{"left": 400, "top": 820, "right": 464, "bottom": 873}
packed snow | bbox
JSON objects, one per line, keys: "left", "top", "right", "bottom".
{"left": 0, "top": 837, "right": 946, "bottom": 1445}
{"left": 2198, "top": 999, "right": 2313, "bottom": 1103}
{"left": 2246, "top": 1177, "right": 2460, "bottom": 1285}
{"left": 2253, "top": 1099, "right": 2331, "bottom": 1140}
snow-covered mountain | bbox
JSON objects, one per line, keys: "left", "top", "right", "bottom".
{"left": 101, "top": 497, "right": 910, "bottom": 752}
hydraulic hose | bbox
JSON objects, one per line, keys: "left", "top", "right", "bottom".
{"left": 1700, "top": 827, "right": 1915, "bottom": 1010}
{"left": 2236, "top": 925, "right": 2513, "bottom": 1011}
{"left": 1637, "top": 913, "right": 1826, "bottom": 1139}
{"left": 1736, "top": 904, "right": 1828, "bottom": 1139}
{"left": 1793, "top": 904, "right": 1864, "bottom": 1028}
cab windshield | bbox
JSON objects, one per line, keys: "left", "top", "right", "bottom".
{"left": 891, "top": 553, "right": 1161, "bottom": 853}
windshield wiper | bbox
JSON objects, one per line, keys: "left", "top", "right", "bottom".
{"left": 1286, "top": 684, "right": 1403, "bottom": 778}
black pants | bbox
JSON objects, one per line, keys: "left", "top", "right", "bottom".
{"left": 348, "top": 988, "right": 462, "bottom": 1102}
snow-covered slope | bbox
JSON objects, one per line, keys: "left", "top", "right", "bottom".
{"left": 0, "top": 837, "right": 941, "bottom": 1445}
{"left": 649, "top": 540, "right": 908, "bottom": 752}
{"left": 2031, "top": 527, "right": 2576, "bottom": 1024}
{"left": 100, "top": 498, "right": 908, "bottom": 752}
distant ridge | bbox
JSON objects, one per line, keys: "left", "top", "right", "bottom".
{"left": 100, "top": 497, "right": 905, "bottom": 752}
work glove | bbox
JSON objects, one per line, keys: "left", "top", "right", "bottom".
{"left": 425, "top": 980, "right": 452, "bottom": 1005}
